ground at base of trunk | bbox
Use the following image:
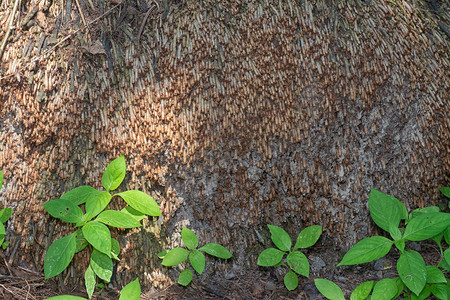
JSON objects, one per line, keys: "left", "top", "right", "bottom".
{"left": 0, "top": 239, "right": 444, "bottom": 300}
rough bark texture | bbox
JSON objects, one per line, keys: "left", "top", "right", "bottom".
{"left": 0, "top": 0, "right": 449, "bottom": 291}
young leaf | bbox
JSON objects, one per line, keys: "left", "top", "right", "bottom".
{"left": 0, "top": 207, "right": 13, "bottom": 223}
{"left": 120, "top": 206, "right": 146, "bottom": 221}
{"left": 314, "top": 279, "right": 345, "bottom": 300}
{"left": 2, "top": 241, "right": 9, "bottom": 250}
{"left": 350, "top": 281, "right": 374, "bottom": 300}
{"left": 82, "top": 221, "right": 111, "bottom": 256}
{"left": 198, "top": 243, "right": 232, "bottom": 259}
{"left": 178, "top": 269, "right": 193, "bottom": 286}
{"left": 368, "top": 189, "right": 403, "bottom": 233}
{"left": 0, "top": 223, "right": 5, "bottom": 246}
{"left": 61, "top": 186, "right": 100, "bottom": 205}
{"left": 84, "top": 265, "right": 96, "bottom": 299}
{"left": 425, "top": 266, "right": 446, "bottom": 284}
{"left": 182, "top": 228, "right": 199, "bottom": 250}
{"left": 397, "top": 250, "right": 426, "bottom": 296}
{"left": 102, "top": 155, "right": 126, "bottom": 191}
{"left": 84, "top": 191, "right": 112, "bottom": 221}
{"left": 284, "top": 270, "right": 298, "bottom": 291}
{"left": 161, "top": 247, "right": 189, "bottom": 266}
{"left": 338, "top": 236, "right": 393, "bottom": 266}
{"left": 403, "top": 212, "right": 450, "bottom": 242}
{"left": 430, "top": 283, "right": 448, "bottom": 300}
{"left": 90, "top": 249, "right": 113, "bottom": 282}
{"left": 293, "top": 225, "right": 322, "bottom": 250}
{"left": 42, "top": 199, "right": 84, "bottom": 223}
{"left": 444, "top": 248, "right": 450, "bottom": 265}
{"left": 257, "top": 248, "right": 285, "bottom": 266}
{"left": 116, "top": 191, "right": 161, "bottom": 216}
{"left": 440, "top": 187, "right": 450, "bottom": 198}
{"left": 119, "top": 278, "right": 141, "bottom": 300}
{"left": 75, "top": 231, "right": 88, "bottom": 253}
{"left": 371, "top": 278, "right": 399, "bottom": 300}
{"left": 189, "top": 250, "right": 206, "bottom": 274}
{"left": 44, "top": 232, "right": 77, "bottom": 279}
{"left": 157, "top": 250, "right": 168, "bottom": 259}
{"left": 267, "top": 225, "right": 292, "bottom": 252}
{"left": 286, "top": 251, "right": 309, "bottom": 278}
{"left": 111, "top": 238, "right": 120, "bottom": 260}
{"left": 0, "top": 170, "right": 3, "bottom": 189}
{"left": 95, "top": 210, "right": 142, "bottom": 228}
{"left": 394, "top": 239, "right": 405, "bottom": 253}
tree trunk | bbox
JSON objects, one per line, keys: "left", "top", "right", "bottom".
{"left": 0, "top": 0, "right": 448, "bottom": 291}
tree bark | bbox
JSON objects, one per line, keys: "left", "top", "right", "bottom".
{"left": 0, "top": 0, "right": 448, "bottom": 290}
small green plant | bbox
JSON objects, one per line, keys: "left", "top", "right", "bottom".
{"left": 158, "top": 227, "right": 232, "bottom": 286}
{"left": 42, "top": 156, "right": 161, "bottom": 299}
{"left": 0, "top": 170, "right": 13, "bottom": 250}
{"left": 316, "top": 188, "right": 450, "bottom": 299}
{"left": 440, "top": 187, "right": 450, "bottom": 209}
{"left": 45, "top": 277, "right": 141, "bottom": 300}
{"left": 257, "top": 224, "right": 322, "bottom": 291}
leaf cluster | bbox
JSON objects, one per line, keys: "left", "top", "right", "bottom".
{"left": 257, "top": 224, "right": 322, "bottom": 291}
{"left": 42, "top": 156, "right": 161, "bottom": 299}
{"left": 158, "top": 227, "right": 232, "bottom": 286}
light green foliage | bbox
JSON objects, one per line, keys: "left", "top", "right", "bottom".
{"left": 314, "top": 279, "right": 345, "bottom": 300}
{"left": 42, "top": 156, "right": 161, "bottom": 299}
{"left": 257, "top": 224, "right": 322, "bottom": 291}
{"left": 350, "top": 281, "right": 374, "bottom": 300}
{"left": 0, "top": 171, "right": 13, "bottom": 249}
{"left": 335, "top": 188, "right": 450, "bottom": 298}
{"left": 159, "top": 227, "right": 232, "bottom": 286}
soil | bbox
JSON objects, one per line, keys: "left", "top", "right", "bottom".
{"left": 0, "top": 237, "right": 444, "bottom": 300}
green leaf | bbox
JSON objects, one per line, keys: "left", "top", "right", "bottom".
{"left": 445, "top": 227, "right": 450, "bottom": 245}
{"left": 445, "top": 248, "right": 450, "bottom": 265}
{"left": 0, "top": 208, "right": 13, "bottom": 223}
{"left": 431, "top": 283, "right": 448, "bottom": 300}
{"left": 82, "top": 222, "right": 111, "bottom": 256}
{"left": 90, "top": 249, "right": 113, "bottom": 282}
{"left": 161, "top": 247, "right": 189, "bottom": 266}
{"left": 397, "top": 250, "right": 426, "bottom": 296}
{"left": 389, "top": 226, "right": 402, "bottom": 241}
{"left": 403, "top": 212, "right": 450, "bottom": 241}
{"left": 111, "top": 238, "right": 120, "bottom": 260}
{"left": 44, "top": 232, "right": 77, "bottom": 279}
{"left": 61, "top": 186, "right": 100, "bottom": 205}
{"left": 294, "top": 225, "right": 322, "bottom": 249}
{"left": 284, "top": 270, "right": 298, "bottom": 291}
{"left": 426, "top": 266, "right": 446, "bottom": 284}
{"left": 42, "top": 199, "right": 84, "bottom": 223}
{"left": 286, "top": 251, "right": 309, "bottom": 278}
{"left": 0, "top": 170, "right": 3, "bottom": 189}
{"left": 119, "top": 278, "right": 141, "bottom": 300}
{"left": 189, "top": 250, "right": 205, "bottom": 274}
{"left": 102, "top": 155, "right": 126, "bottom": 191}
{"left": 95, "top": 210, "right": 142, "bottom": 228}
{"left": 314, "top": 279, "right": 345, "bottom": 300}
{"left": 393, "top": 277, "right": 405, "bottom": 299}
{"left": 116, "top": 190, "right": 161, "bottom": 216}
{"left": 371, "top": 278, "right": 399, "bottom": 300}
{"left": 414, "top": 285, "right": 432, "bottom": 300}
{"left": 338, "top": 236, "right": 393, "bottom": 266}
{"left": 350, "top": 281, "right": 374, "bottom": 300}
{"left": 178, "top": 269, "right": 193, "bottom": 286}
{"left": 267, "top": 225, "right": 292, "bottom": 252}
{"left": 182, "top": 228, "right": 199, "bottom": 250}
{"left": 157, "top": 250, "right": 168, "bottom": 259}
{"left": 0, "top": 223, "right": 5, "bottom": 246}
{"left": 440, "top": 187, "right": 450, "bottom": 198}
{"left": 84, "top": 265, "right": 96, "bottom": 299}
{"left": 198, "top": 243, "right": 232, "bottom": 259}
{"left": 369, "top": 189, "right": 403, "bottom": 233}
{"left": 120, "top": 206, "right": 146, "bottom": 221}
{"left": 75, "top": 231, "right": 88, "bottom": 253}
{"left": 45, "top": 296, "right": 87, "bottom": 300}
{"left": 394, "top": 239, "right": 405, "bottom": 253}
{"left": 257, "top": 248, "right": 285, "bottom": 266}
{"left": 85, "top": 191, "right": 112, "bottom": 221}
{"left": 2, "top": 241, "right": 10, "bottom": 250}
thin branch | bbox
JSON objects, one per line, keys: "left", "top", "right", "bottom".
{"left": 0, "top": 0, "right": 21, "bottom": 61}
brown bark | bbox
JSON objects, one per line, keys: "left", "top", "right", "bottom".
{"left": 0, "top": 0, "right": 449, "bottom": 291}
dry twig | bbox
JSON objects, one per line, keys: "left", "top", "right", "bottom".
{"left": 0, "top": 0, "right": 21, "bottom": 61}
